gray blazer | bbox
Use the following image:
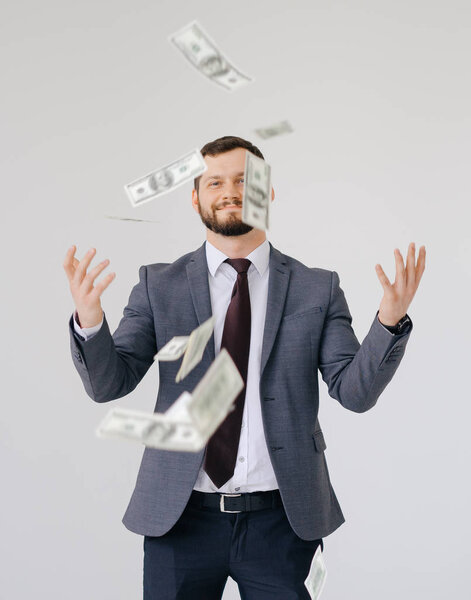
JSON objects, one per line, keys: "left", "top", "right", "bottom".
{"left": 69, "top": 243, "right": 412, "bottom": 540}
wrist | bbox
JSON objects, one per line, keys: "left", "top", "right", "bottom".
{"left": 378, "top": 311, "right": 405, "bottom": 327}
{"left": 76, "top": 309, "right": 103, "bottom": 329}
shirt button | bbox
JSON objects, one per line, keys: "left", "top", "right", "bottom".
{"left": 239, "top": 457, "right": 245, "bottom": 462}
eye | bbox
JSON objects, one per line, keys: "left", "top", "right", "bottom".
{"left": 237, "top": 178, "right": 244, "bottom": 184}
{"left": 209, "top": 181, "right": 220, "bottom": 187}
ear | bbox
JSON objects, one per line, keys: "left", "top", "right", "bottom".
{"left": 191, "top": 189, "right": 200, "bottom": 213}
{"left": 271, "top": 186, "right": 275, "bottom": 202}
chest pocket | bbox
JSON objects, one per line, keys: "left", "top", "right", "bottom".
{"left": 283, "top": 305, "right": 323, "bottom": 322}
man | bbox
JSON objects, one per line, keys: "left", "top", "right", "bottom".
{"left": 64, "top": 136, "right": 426, "bottom": 599}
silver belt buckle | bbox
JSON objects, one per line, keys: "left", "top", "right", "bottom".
{"left": 220, "top": 493, "right": 242, "bottom": 513}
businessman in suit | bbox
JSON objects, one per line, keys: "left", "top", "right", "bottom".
{"left": 64, "top": 136, "right": 426, "bottom": 599}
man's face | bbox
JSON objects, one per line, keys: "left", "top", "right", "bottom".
{"left": 192, "top": 148, "right": 253, "bottom": 237}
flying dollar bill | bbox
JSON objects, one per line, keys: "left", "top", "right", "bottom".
{"left": 304, "top": 545, "right": 327, "bottom": 599}
{"left": 189, "top": 348, "right": 244, "bottom": 438}
{"left": 241, "top": 151, "right": 271, "bottom": 231}
{"left": 96, "top": 350, "right": 243, "bottom": 452}
{"left": 125, "top": 148, "right": 207, "bottom": 207}
{"left": 255, "top": 120, "right": 294, "bottom": 140}
{"left": 105, "top": 215, "right": 160, "bottom": 223}
{"left": 95, "top": 405, "right": 201, "bottom": 452}
{"left": 155, "top": 336, "right": 190, "bottom": 362}
{"left": 175, "top": 316, "right": 215, "bottom": 382}
{"left": 170, "top": 21, "right": 252, "bottom": 92}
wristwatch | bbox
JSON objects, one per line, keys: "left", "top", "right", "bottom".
{"left": 381, "top": 314, "right": 411, "bottom": 335}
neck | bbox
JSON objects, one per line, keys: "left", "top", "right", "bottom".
{"left": 206, "top": 229, "right": 267, "bottom": 258}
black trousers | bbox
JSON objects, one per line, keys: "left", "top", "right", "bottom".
{"left": 143, "top": 497, "right": 323, "bottom": 599}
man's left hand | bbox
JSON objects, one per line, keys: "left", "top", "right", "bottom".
{"left": 375, "top": 242, "right": 426, "bottom": 327}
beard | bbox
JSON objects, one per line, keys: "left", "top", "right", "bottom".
{"left": 197, "top": 199, "right": 253, "bottom": 237}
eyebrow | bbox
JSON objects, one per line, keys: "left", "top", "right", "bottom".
{"left": 205, "top": 172, "right": 245, "bottom": 181}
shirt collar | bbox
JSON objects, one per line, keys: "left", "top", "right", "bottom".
{"left": 205, "top": 239, "right": 270, "bottom": 277}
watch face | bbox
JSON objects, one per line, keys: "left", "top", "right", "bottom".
{"left": 398, "top": 316, "right": 410, "bottom": 329}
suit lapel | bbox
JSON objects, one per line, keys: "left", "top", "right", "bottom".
{"left": 261, "top": 244, "right": 290, "bottom": 374}
{"left": 186, "top": 243, "right": 215, "bottom": 363}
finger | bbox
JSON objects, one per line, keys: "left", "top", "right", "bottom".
{"left": 91, "top": 272, "right": 116, "bottom": 298}
{"left": 394, "top": 248, "right": 405, "bottom": 286}
{"left": 406, "top": 242, "right": 416, "bottom": 287}
{"left": 375, "top": 264, "right": 392, "bottom": 291}
{"left": 63, "top": 245, "right": 77, "bottom": 281}
{"left": 81, "top": 259, "right": 110, "bottom": 294}
{"left": 73, "top": 248, "right": 97, "bottom": 286}
{"left": 415, "top": 245, "right": 426, "bottom": 286}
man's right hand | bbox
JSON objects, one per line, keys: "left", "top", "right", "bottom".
{"left": 63, "top": 246, "right": 116, "bottom": 328}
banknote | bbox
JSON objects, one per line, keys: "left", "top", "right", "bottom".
{"left": 96, "top": 406, "right": 200, "bottom": 452}
{"left": 304, "top": 545, "right": 327, "bottom": 599}
{"left": 124, "top": 148, "right": 207, "bottom": 207}
{"left": 175, "top": 316, "right": 215, "bottom": 382}
{"left": 170, "top": 21, "right": 252, "bottom": 92}
{"left": 155, "top": 336, "right": 190, "bottom": 362}
{"left": 189, "top": 348, "right": 244, "bottom": 438}
{"left": 241, "top": 151, "right": 271, "bottom": 231}
{"left": 105, "top": 215, "right": 160, "bottom": 223}
{"left": 255, "top": 120, "right": 293, "bottom": 140}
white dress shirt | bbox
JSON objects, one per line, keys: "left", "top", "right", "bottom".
{"left": 193, "top": 239, "right": 278, "bottom": 493}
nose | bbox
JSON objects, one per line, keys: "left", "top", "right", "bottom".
{"left": 222, "top": 180, "right": 241, "bottom": 201}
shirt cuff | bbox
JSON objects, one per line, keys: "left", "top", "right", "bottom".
{"left": 73, "top": 311, "right": 104, "bottom": 341}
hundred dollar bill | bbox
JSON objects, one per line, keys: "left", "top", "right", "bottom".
{"left": 241, "top": 151, "right": 271, "bottom": 231}
{"left": 304, "top": 545, "right": 327, "bottom": 599}
{"left": 125, "top": 148, "right": 207, "bottom": 207}
{"left": 170, "top": 21, "right": 252, "bottom": 92}
{"left": 96, "top": 406, "right": 201, "bottom": 452}
{"left": 254, "top": 120, "right": 293, "bottom": 140}
{"left": 175, "top": 316, "right": 215, "bottom": 382}
{"left": 155, "top": 336, "right": 190, "bottom": 362}
{"left": 105, "top": 215, "right": 160, "bottom": 223}
{"left": 188, "top": 348, "right": 244, "bottom": 438}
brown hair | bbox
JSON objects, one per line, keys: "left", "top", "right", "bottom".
{"left": 194, "top": 135, "right": 264, "bottom": 193}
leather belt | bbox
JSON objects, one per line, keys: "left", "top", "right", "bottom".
{"left": 189, "top": 490, "right": 282, "bottom": 513}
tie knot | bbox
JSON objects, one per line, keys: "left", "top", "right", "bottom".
{"left": 225, "top": 258, "right": 251, "bottom": 274}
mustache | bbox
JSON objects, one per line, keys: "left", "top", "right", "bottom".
{"left": 215, "top": 200, "right": 243, "bottom": 210}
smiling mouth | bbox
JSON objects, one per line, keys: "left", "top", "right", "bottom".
{"left": 217, "top": 203, "right": 242, "bottom": 210}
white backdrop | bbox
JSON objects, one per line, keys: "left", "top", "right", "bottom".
{"left": 1, "top": 0, "right": 470, "bottom": 598}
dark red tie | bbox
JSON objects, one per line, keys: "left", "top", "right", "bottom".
{"left": 204, "top": 258, "right": 252, "bottom": 488}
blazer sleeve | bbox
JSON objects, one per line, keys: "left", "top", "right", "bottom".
{"left": 318, "top": 271, "right": 413, "bottom": 413}
{"left": 69, "top": 265, "right": 157, "bottom": 403}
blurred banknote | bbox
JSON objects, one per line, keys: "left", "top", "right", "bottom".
{"left": 170, "top": 21, "right": 252, "bottom": 92}
{"left": 176, "top": 316, "right": 215, "bottom": 382}
{"left": 125, "top": 148, "right": 207, "bottom": 207}
{"left": 189, "top": 348, "right": 244, "bottom": 438}
{"left": 304, "top": 545, "right": 327, "bottom": 599}
{"left": 155, "top": 336, "right": 190, "bottom": 362}
{"left": 96, "top": 405, "right": 200, "bottom": 452}
{"left": 255, "top": 120, "right": 293, "bottom": 140}
{"left": 96, "top": 349, "right": 243, "bottom": 452}
{"left": 242, "top": 151, "right": 271, "bottom": 231}
{"left": 105, "top": 215, "right": 160, "bottom": 223}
